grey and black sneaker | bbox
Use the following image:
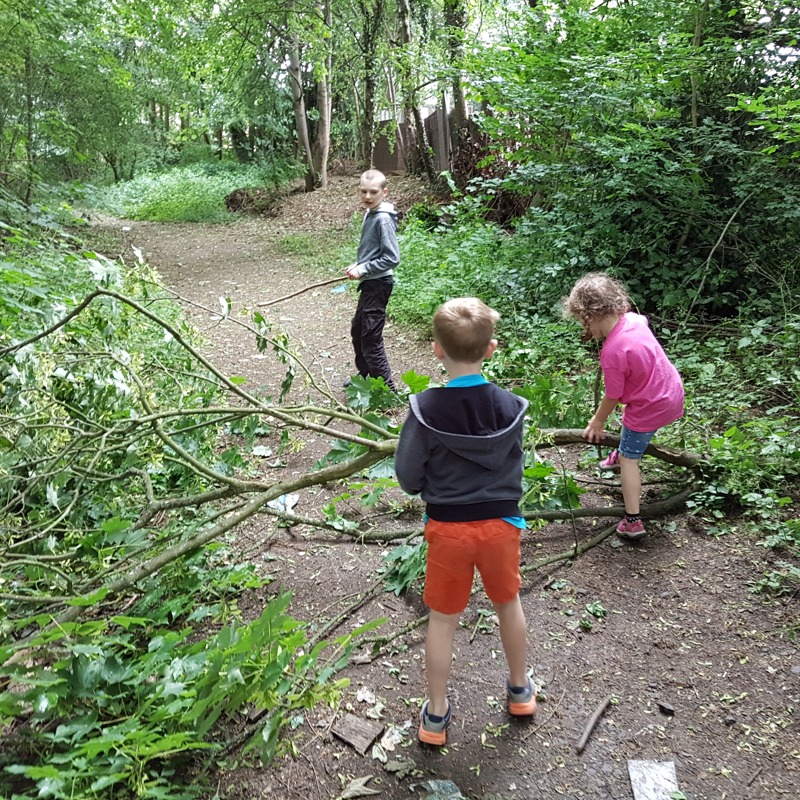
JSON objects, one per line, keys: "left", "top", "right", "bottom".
{"left": 507, "top": 678, "right": 537, "bottom": 716}
{"left": 418, "top": 700, "right": 451, "bottom": 746}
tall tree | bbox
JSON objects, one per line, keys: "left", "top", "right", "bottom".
{"left": 397, "top": 0, "right": 436, "bottom": 180}
{"left": 356, "top": 0, "right": 387, "bottom": 168}
{"left": 443, "top": 0, "right": 468, "bottom": 151}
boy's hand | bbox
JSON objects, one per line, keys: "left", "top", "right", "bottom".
{"left": 582, "top": 417, "right": 606, "bottom": 443}
{"left": 345, "top": 263, "right": 362, "bottom": 280}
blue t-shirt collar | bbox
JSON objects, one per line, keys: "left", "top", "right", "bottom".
{"left": 447, "top": 374, "right": 488, "bottom": 388}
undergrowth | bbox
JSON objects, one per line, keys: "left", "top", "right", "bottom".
{"left": 89, "top": 160, "right": 300, "bottom": 223}
{"left": 381, "top": 206, "right": 800, "bottom": 601}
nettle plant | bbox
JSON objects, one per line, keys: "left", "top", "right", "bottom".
{"left": 1, "top": 594, "right": 364, "bottom": 800}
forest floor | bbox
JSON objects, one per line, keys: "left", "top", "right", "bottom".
{"left": 89, "top": 175, "right": 798, "bottom": 800}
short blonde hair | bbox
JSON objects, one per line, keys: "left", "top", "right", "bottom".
{"left": 433, "top": 297, "right": 499, "bottom": 363}
{"left": 563, "top": 272, "right": 631, "bottom": 340}
{"left": 360, "top": 169, "right": 387, "bottom": 188}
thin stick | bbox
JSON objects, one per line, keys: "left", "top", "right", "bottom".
{"left": 256, "top": 276, "right": 347, "bottom": 307}
{"left": 747, "top": 765, "right": 764, "bottom": 787}
{"left": 576, "top": 695, "right": 612, "bottom": 753}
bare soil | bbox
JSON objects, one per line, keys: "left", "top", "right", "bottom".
{"left": 91, "top": 176, "right": 798, "bottom": 800}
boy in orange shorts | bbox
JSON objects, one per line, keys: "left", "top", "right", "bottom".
{"left": 394, "top": 297, "right": 536, "bottom": 746}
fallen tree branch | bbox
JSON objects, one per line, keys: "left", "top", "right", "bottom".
{"left": 525, "top": 483, "right": 695, "bottom": 523}
{"left": 306, "top": 577, "right": 386, "bottom": 649}
{"left": 522, "top": 521, "right": 618, "bottom": 575}
{"left": 537, "top": 429, "right": 702, "bottom": 468}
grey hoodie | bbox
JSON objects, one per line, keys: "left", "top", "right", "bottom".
{"left": 394, "top": 384, "right": 529, "bottom": 522}
{"left": 355, "top": 201, "right": 399, "bottom": 282}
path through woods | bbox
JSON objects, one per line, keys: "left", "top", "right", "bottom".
{"left": 92, "top": 177, "right": 798, "bottom": 800}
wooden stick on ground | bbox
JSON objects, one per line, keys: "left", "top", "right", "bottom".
{"left": 257, "top": 276, "right": 348, "bottom": 307}
{"left": 576, "top": 695, "right": 612, "bottom": 753}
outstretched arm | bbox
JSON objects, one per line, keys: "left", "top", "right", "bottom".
{"left": 583, "top": 395, "right": 619, "bottom": 442}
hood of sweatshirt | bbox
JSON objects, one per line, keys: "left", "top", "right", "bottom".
{"left": 368, "top": 201, "right": 397, "bottom": 217}
{"left": 408, "top": 386, "right": 528, "bottom": 471}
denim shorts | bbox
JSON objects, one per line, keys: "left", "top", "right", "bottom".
{"left": 618, "top": 425, "right": 657, "bottom": 460}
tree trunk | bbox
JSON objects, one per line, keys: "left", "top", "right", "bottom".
{"left": 398, "top": 0, "right": 435, "bottom": 182}
{"left": 23, "top": 49, "right": 35, "bottom": 204}
{"left": 690, "top": 0, "right": 710, "bottom": 130}
{"left": 311, "top": 0, "right": 332, "bottom": 187}
{"left": 287, "top": 14, "right": 316, "bottom": 191}
{"left": 230, "top": 125, "right": 251, "bottom": 163}
{"left": 358, "top": 0, "right": 386, "bottom": 170}
{"left": 444, "top": 0, "right": 468, "bottom": 158}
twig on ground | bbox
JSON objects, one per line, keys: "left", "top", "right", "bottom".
{"left": 305, "top": 577, "right": 386, "bottom": 648}
{"left": 522, "top": 688, "right": 567, "bottom": 741}
{"left": 747, "top": 765, "right": 764, "bottom": 787}
{"left": 576, "top": 695, "right": 612, "bottom": 753}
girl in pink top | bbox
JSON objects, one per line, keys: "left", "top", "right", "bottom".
{"left": 564, "top": 273, "right": 684, "bottom": 539}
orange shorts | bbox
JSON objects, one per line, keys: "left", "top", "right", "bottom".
{"left": 423, "top": 518, "right": 522, "bottom": 615}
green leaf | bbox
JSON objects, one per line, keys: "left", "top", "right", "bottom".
{"left": 101, "top": 517, "right": 130, "bottom": 534}
{"left": 67, "top": 587, "right": 110, "bottom": 607}
{"left": 401, "top": 369, "right": 431, "bottom": 394}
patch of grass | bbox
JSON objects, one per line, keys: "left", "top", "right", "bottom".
{"left": 89, "top": 161, "right": 300, "bottom": 223}
{"left": 283, "top": 229, "right": 352, "bottom": 272}
{"left": 279, "top": 232, "right": 317, "bottom": 254}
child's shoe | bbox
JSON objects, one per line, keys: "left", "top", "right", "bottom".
{"left": 507, "top": 678, "right": 537, "bottom": 716}
{"left": 599, "top": 449, "right": 620, "bottom": 471}
{"left": 616, "top": 517, "right": 646, "bottom": 539}
{"left": 418, "top": 701, "right": 451, "bottom": 746}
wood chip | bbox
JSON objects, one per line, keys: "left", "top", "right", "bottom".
{"left": 331, "top": 713, "right": 385, "bottom": 755}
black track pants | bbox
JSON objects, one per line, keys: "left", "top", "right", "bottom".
{"left": 350, "top": 277, "right": 396, "bottom": 390}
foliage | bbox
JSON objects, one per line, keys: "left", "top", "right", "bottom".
{"left": 0, "top": 591, "right": 360, "bottom": 800}
{"left": 521, "top": 459, "right": 585, "bottom": 514}
{"left": 90, "top": 161, "right": 300, "bottom": 223}
{"left": 392, "top": 215, "right": 513, "bottom": 329}
{"left": 459, "top": 1, "right": 800, "bottom": 316}
{"left": 0, "top": 208, "right": 394, "bottom": 798}
{"left": 380, "top": 539, "right": 428, "bottom": 596}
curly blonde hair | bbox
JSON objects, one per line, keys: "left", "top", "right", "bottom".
{"left": 563, "top": 273, "right": 631, "bottom": 340}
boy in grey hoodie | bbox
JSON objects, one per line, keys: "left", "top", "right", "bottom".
{"left": 394, "top": 298, "right": 537, "bottom": 746}
{"left": 344, "top": 170, "right": 399, "bottom": 391}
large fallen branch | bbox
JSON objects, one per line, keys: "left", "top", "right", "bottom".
{"left": 1, "top": 283, "right": 706, "bottom": 661}
{"left": 537, "top": 429, "right": 702, "bottom": 468}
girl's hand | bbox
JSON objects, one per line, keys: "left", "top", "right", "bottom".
{"left": 582, "top": 417, "right": 606, "bottom": 443}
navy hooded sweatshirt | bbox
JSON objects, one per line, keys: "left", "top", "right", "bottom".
{"left": 394, "top": 382, "right": 528, "bottom": 522}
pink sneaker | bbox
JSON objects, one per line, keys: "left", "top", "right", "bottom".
{"left": 616, "top": 518, "right": 646, "bottom": 539}
{"left": 599, "top": 449, "right": 620, "bottom": 471}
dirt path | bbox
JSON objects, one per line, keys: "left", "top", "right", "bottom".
{"left": 92, "top": 179, "right": 798, "bottom": 800}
